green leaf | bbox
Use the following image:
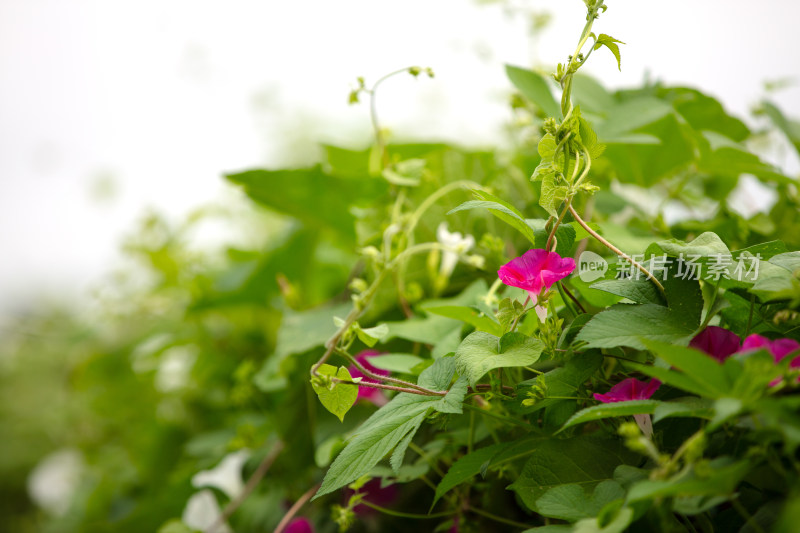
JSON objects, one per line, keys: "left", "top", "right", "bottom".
{"left": 535, "top": 480, "right": 625, "bottom": 521}
{"left": 529, "top": 219, "right": 578, "bottom": 257}
{"left": 226, "top": 167, "right": 387, "bottom": 240}
{"left": 455, "top": 331, "right": 545, "bottom": 386}
{"left": 627, "top": 458, "right": 751, "bottom": 503}
{"left": 559, "top": 401, "right": 660, "bottom": 432}
{"left": 516, "top": 351, "right": 603, "bottom": 414}
{"left": 157, "top": 520, "right": 196, "bottom": 533}
{"left": 575, "top": 304, "right": 697, "bottom": 350}
{"left": 424, "top": 305, "right": 504, "bottom": 337}
{"left": 594, "top": 98, "right": 672, "bottom": 140}
{"left": 364, "top": 353, "right": 425, "bottom": 374}
{"left": 652, "top": 398, "right": 714, "bottom": 423}
{"left": 314, "top": 358, "right": 465, "bottom": 499}
{"left": 355, "top": 323, "right": 389, "bottom": 347}
{"left": 509, "top": 437, "right": 636, "bottom": 513}
{"left": 433, "top": 443, "right": 507, "bottom": 506}
{"left": 448, "top": 192, "right": 537, "bottom": 244}
{"left": 381, "top": 158, "right": 425, "bottom": 186}
{"left": 641, "top": 340, "right": 729, "bottom": 397}
{"left": 762, "top": 100, "right": 800, "bottom": 156}
{"left": 505, "top": 64, "right": 561, "bottom": 118}
{"left": 594, "top": 34, "right": 625, "bottom": 70}
{"left": 538, "top": 133, "right": 557, "bottom": 159}
{"left": 312, "top": 365, "right": 358, "bottom": 422}
{"left": 540, "top": 173, "right": 568, "bottom": 217}
{"left": 590, "top": 278, "right": 665, "bottom": 306}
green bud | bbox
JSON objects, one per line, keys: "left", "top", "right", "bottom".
{"left": 424, "top": 67, "right": 435, "bottom": 78}
{"left": 331, "top": 504, "right": 356, "bottom": 532}
{"left": 466, "top": 255, "right": 486, "bottom": 269}
{"left": 543, "top": 117, "right": 558, "bottom": 136}
{"left": 348, "top": 278, "right": 368, "bottom": 293}
{"left": 408, "top": 66, "right": 422, "bottom": 77}
{"left": 359, "top": 246, "right": 381, "bottom": 260}
{"left": 618, "top": 422, "right": 640, "bottom": 439}
{"left": 348, "top": 90, "right": 360, "bottom": 104}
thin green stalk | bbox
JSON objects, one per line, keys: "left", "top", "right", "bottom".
{"left": 469, "top": 507, "right": 531, "bottom": 530}
{"left": 360, "top": 501, "right": 455, "bottom": 519}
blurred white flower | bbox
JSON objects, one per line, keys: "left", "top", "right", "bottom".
{"left": 27, "top": 448, "right": 84, "bottom": 516}
{"left": 191, "top": 449, "right": 250, "bottom": 499}
{"left": 155, "top": 345, "right": 197, "bottom": 392}
{"left": 436, "top": 223, "right": 475, "bottom": 279}
{"left": 182, "top": 489, "right": 232, "bottom": 533}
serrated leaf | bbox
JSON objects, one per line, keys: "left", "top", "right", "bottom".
{"left": 312, "top": 365, "right": 358, "bottom": 422}
{"left": 433, "top": 443, "right": 508, "bottom": 506}
{"left": 594, "top": 34, "right": 625, "bottom": 71}
{"left": 455, "top": 331, "right": 545, "bottom": 386}
{"left": 535, "top": 480, "right": 625, "bottom": 521}
{"left": 314, "top": 358, "right": 465, "bottom": 499}
{"left": 509, "top": 437, "right": 636, "bottom": 513}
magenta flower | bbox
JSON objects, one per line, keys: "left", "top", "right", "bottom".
{"left": 593, "top": 378, "right": 661, "bottom": 404}
{"left": 498, "top": 249, "right": 576, "bottom": 298}
{"left": 349, "top": 350, "right": 390, "bottom": 406}
{"left": 740, "top": 334, "right": 800, "bottom": 384}
{"left": 286, "top": 517, "right": 314, "bottom": 533}
{"left": 594, "top": 378, "right": 661, "bottom": 437}
{"left": 689, "top": 326, "right": 741, "bottom": 362}
{"left": 498, "top": 249, "right": 575, "bottom": 321}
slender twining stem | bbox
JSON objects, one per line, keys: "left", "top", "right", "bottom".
{"left": 332, "top": 377, "right": 444, "bottom": 396}
{"left": 337, "top": 348, "right": 445, "bottom": 396}
{"left": 568, "top": 204, "right": 665, "bottom": 294}
{"left": 368, "top": 67, "right": 418, "bottom": 168}
{"left": 360, "top": 500, "right": 456, "bottom": 519}
{"left": 469, "top": 506, "right": 531, "bottom": 530}
{"left": 559, "top": 281, "right": 586, "bottom": 314}
{"left": 206, "top": 440, "right": 284, "bottom": 533}
{"left": 274, "top": 482, "right": 321, "bottom": 533}
{"left": 546, "top": 197, "right": 572, "bottom": 252}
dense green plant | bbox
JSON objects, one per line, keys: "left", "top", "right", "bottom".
{"left": 3, "top": 1, "right": 800, "bottom": 532}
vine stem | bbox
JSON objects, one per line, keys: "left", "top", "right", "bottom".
{"left": 468, "top": 507, "right": 531, "bottom": 530}
{"left": 368, "top": 67, "right": 418, "bottom": 169}
{"left": 273, "top": 482, "right": 321, "bottom": 533}
{"left": 337, "top": 348, "right": 445, "bottom": 396}
{"left": 568, "top": 204, "right": 665, "bottom": 294}
{"left": 205, "top": 440, "right": 284, "bottom": 533}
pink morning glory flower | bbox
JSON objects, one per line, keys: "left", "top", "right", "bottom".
{"left": 286, "top": 517, "right": 314, "bottom": 533}
{"left": 348, "top": 350, "right": 390, "bottom": 406}
{"left": 594, "top": 378, "right": 661, "bottom": 437}
{"left": 740, "top": 334, "right": 800, "bottom": 384}
{"left": 593, "top": 378, "right": 661, "bottom": 404}
{"left": 498, "top": 249, "right": 575, "bottom": 321}
{"left": 689, "top": 326, "right": 741, "bottom": 362}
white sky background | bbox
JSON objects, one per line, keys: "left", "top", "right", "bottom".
{"left": 1, "top": 0, "right": 799, "bottom": 311}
